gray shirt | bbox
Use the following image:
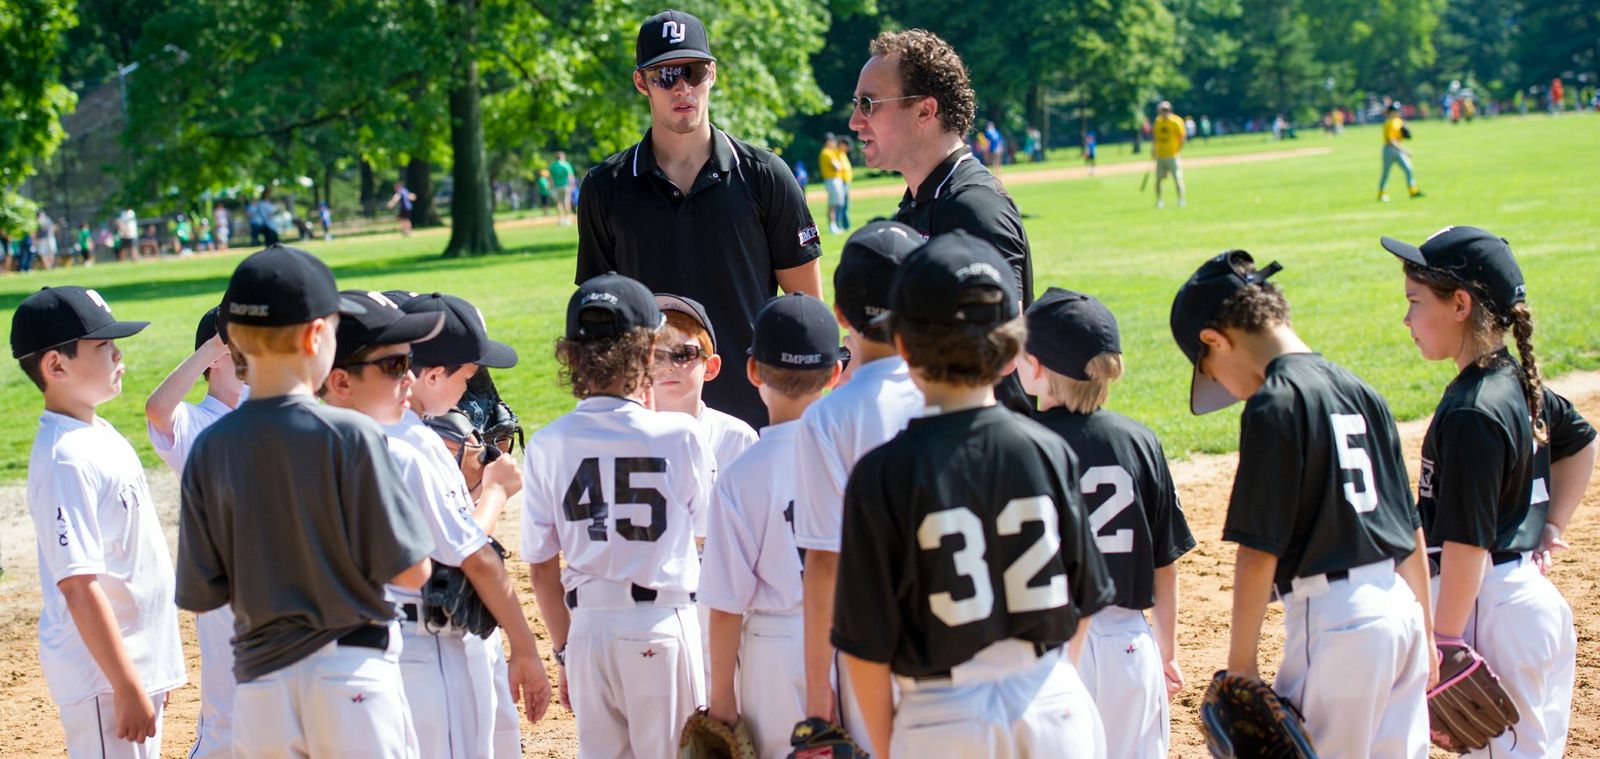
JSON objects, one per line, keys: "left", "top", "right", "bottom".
{"left": 176, "top": 395, "right": 434, "bottom": 682}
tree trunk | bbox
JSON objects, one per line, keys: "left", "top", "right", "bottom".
{"left": 405, "top": 158, "right": 442, "bottom": 227}
{"left": 360, "top": 159, "right": 376, "bottom": 218}
{"left": 443, "top": 0, "right": 500, "bottom": 257}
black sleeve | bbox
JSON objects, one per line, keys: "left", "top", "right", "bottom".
{"left": 1543, "top": 387, "right": 1597, "bottom": 462}
{"left": 758, "top": 152, "right": 822, "bottom": 272}
{"left": 575, "top": 168, "right": 615, "bottom": 284}
{"left": 1143, "top": 435, "right": 1196, "bottom": 567}
{"left": 1428, "top": 409, "right": 1509, "bottom": 549}
{"left": 831, "top": 455, "right": 901, "bottom": 664}
{"left": 1059, "top": 446, "right": 1115, "bottom": 618}
{"left": 175, "top": 455, "right": 228, "bottom": 612}
{"left": 342, "top": 424, "right": 436, "bottom": 584}
{"left": 935, "top": 188, "right": 1031, "bottom": 300}
{"left": 1222, "top": 398, "right": 1304, "bottom": 556}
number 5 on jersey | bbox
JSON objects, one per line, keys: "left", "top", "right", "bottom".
{"left": 918, "top": 495, "right": 1069, "bottom": 628}
{"left": 562, "top": 457, "right": 669, "bottom": 542}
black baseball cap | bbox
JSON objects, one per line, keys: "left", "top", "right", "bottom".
{"left": 655, "top": 293, "right": 716, "bottom": 352}
{"left": 636, "top": 10, "right": 715, "bottom": 70}
{"left": 1381, "top": 226, "right": 1525, "bottom": 322}
{"left": 1170, "top": 250, "right": 1283, "bottom": 415}
{"left": 382, "top": 289, "right": 420, "bottom": 308}
{"left": 834, "top": 220, "right": 922, "bottom": 333}
{"left": 885, "top": 230, "right": 1020, "bottom": 326}
{"left": 567, "top": 273, "right": 664, "bottom": 341}
{"left": 334, "top": 290, "right": 446, "bottom": 365}
{"left": 10, "top": 286, "right": 149, "bottom": 359}
{"left": 749, "top": 293, "right": 840, "bottom": 369}
{"left": 195, "top": 306, "right": 223, "bottom": 350}
{"left": 1024, "top": 288, "right": 1121, "bottom": 380}
{"left": 402, "top": 293, "right": 518, "bottom": 369}
{"left": 222, "top": 245, "right": 359, "bottom": 327}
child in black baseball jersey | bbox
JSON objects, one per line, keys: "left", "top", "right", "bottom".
{"left": 1385, "top": 227, "right": 1597, "bottom": 757}
{"left": 1019, "top": 288, "right": 1194, "bottom": 759}
{"left": 834, "top": 231, "right": 1115, "bottom": 758}
{"left": 1170, "top": 250, "right": 1435, "bottom": 759}
{"left": 14, "top": 287, "right": 185, "bottom": 759}
{"left": 175, "top": 246, "right": 436, "bottom": 757}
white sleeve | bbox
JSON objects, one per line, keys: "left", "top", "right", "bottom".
{"left": 792, "top": 412, "right": 847, "bottom": 553}
{"left": 697, "top": 474, "right": 760, "bottom": 614}
{"left": 520, "top": 443, "right": 561, "bottom": 564}
{"left": 146, "top": 403, "right": 195, "bottom": 475}
{"left": 32, "top": 462, "right": 106, "bottom": 579}
{"left": 396, "top": 449, "right": 488, "bottom": 567}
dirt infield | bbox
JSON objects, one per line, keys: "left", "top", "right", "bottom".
{"left": 0, "top": 370, "right": 1593, "bottom": 757}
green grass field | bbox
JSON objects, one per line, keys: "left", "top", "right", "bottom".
{"left": 3, "top": 116, "right": 1597, "bottom": 480}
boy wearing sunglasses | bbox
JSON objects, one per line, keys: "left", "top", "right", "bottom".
{"left": 143, "top": 305, "right": 245, "bottom": 758}
{"left": 652, "top": 293, "right": 758, "bottom": 473}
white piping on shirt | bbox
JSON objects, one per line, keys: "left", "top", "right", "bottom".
{"left": 931, "top": 153, "right": 974, "bottom": 199}
{"left": 630, "top": 130, "right": 740, "bottom": 177}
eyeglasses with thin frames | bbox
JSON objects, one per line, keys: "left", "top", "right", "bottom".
{"left": 851, "top": 94, "right": 926, "bottom": 118}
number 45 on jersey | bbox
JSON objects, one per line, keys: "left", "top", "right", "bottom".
{"left": 562, "top": 457, "right": 670, "bottom": 542}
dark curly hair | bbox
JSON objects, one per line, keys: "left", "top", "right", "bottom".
{"left": 891, "top": 286, "right": 1024, "bottom": 388}
{"left": 869, "top": 29, "right": 976, "bottom": 137}
{"left": 555, "top": 326, "right": 656, "bottom": 400}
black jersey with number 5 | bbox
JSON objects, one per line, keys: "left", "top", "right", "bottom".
{"left": 831, "top": 405, "right": 1115, "bottom": 678}
{"left": 1224, "top": 354, "right": 1419, "bottom": 589}
{"left": 1035, "top": 408, "right": 1196, "bottom": 610}
{"left": 1418, "top": 351, "right": 1596, "bottom": 552}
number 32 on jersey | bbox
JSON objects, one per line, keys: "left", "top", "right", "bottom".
{"left": 918, "top": 496, "right": 1069, "bottom": 627}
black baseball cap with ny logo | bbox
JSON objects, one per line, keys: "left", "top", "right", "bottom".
{"left": 636, "top": 9, "right": 715, "bottom": 70}
{"left": 10, "top": 286, "right": 149, "bottom": 358}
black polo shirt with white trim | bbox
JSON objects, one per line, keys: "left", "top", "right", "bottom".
{"left": 577, "top": 127, "right": 822, "bottom": 428}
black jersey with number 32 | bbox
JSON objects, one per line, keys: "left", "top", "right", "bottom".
{"left": 1035, "top": 408, "right": 1196, "bottom": 610}
{"left": 1419, "top": 351, "right": 1597, "bottom": 552}
{"left": 831, "top": 405, "right": 1115, "bottom": 678}
{"left": 1224, "top": 354, "right": 1419, "bottom": 589}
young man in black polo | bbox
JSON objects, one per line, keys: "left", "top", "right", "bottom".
{"left": 576, "top": 9, "right": 824, "bottom": 430}
{"left": 849, "top": 29, "right": 1035, "bottom": 414}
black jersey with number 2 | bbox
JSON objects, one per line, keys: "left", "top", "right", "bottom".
{"left": 1223, "top": 353, "right": 1419, "bottom": 589}
{"left": 1419, "top": 350, "right": 1597, "bottom": 552}
{"left": 1035, "top": 408, "right": 1196, "bottom": 610}
{"left": 832, "top": 405, "right": 1115, "bottom": 678}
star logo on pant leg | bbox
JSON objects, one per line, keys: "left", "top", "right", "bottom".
{"left": 351, "top": 693, "right": 366, "bottom": 704}
{"left": 641, "top": 647, "right": 657, "bottom": 658}
{"left": 1126, "top": 643, "right": 1137, "bottom": 654}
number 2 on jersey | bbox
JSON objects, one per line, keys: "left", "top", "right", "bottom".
{"left": 1080, "top": 465, "right": 1135, "bottom": 554}
{"left": 917, "top": 495, "right": 1069, "bottom": 627}
{"left": 562, "top": 457, "right": 668, "bottom": 542}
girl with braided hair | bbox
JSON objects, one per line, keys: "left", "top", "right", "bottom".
{"left": 1385, "top": 226, "right": 1597, "bottom": 757}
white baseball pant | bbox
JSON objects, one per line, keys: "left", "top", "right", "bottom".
{"left": 230, "top": 622, "right": 419, "bottom": 758}
{"left": 1276, "top": 559, "right": 1429, "bottom": 759}
{"left": 1462, "top": 552, "right": 1576, "bottom": 759}
{"left": 60, "top": 690, "right": 169, "bottom": 759}
{"left": 398, "top": 609, "right": 496, "bottom": 758}
{"left": 888, "top": 640, "right": 1105, "bottom": 759}
{"left": 1078, "top": 606, "right": 1167, "bottom": 759}
{"left": 467, "top": 628, "right": 524, "bottom": 757}
{"left": 735, "top": 610, "right": 805, "bottom": 759}
{"left": 190, "top": 605, "right": 238, "bottom": 758}
{"left": 565, "top": 581, "right": 704, "bottom": 759}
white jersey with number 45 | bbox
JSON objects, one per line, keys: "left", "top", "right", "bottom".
{"left": 521, "top": 396, "right": 715, "bottom": 595}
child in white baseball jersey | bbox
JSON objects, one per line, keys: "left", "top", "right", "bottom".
{"left": 176, "top": 246, "right": 436, "bottom": 758}
{"left": 652, "top": 293, "right": 758, "bottom": 471}
{"left": 1170, "top": 251, "right": 1435, "bottom": 759}
{"left": 523, "top": 273, "right": 714, "bottom": 758}
{"left": 834, "top": 232, "right": 1115, "bottom": 758}
{"left": 793, "top": 222, "right": 925, "bottom": 753}
{"left": 144, "top": 305, "right": 244, "bottom": 758}
{"left": 1019, "top": 288, "right": 1195, "bottom": 759}
{"left": 702, "top": 293, "right": 841, "bottom": 758}
{"left": 14, "top": 286, "right": 185, "bottom": 759}
{"left": 1385, "top": 227, "right": 1597, "bottom": 757}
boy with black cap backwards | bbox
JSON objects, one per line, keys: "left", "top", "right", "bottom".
{"left": 1168, "top": 251, "right": 1435, "bottom": 758}
{"left": 833, "top": 232, "right": 1115, "bottom": 757}
{"left": 701, "top": 293, "right": 842, "bottom": 758}
{"left": 523, "top": 273, "right": 716, "bottom": 758}
{"left": 176, "top": 246, "right": 436, "bottom": 757}
{"left": 321, "top": 291, "right": 550, "bottom": 757}
{"left": 1018, "top": 289, "right": 1194, "bottom": 759}
{"left": 792, "top": 221, "right": 925, "bottom": 756}
{"left": 144, "top": 304, "right": 246, "bottom": 758}
{"left": 15, "top": 286, "right": 184, "bottom": 758}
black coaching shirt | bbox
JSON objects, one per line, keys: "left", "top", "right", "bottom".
{"left": 1224, "top": 354, "right": 1419, "bottom": 590}
{"left": 1418, "top": 350, "right": 1596, "bottom": 553}
{"left": 1036, "top": 408, "right": 1196, "bottom": 610}
{"left": 576, "top": 128, "right": 823, "bottom": 428}
{"left": 832, "top": 405, "right": 1114, "bottom": 678}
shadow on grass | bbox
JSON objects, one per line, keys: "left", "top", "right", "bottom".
{"left": 0, "top": 241, "right": 575, "bottom": 311}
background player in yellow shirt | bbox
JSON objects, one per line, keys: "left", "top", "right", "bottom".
{"left": 1379, "top": 102, "right": 1421, "bottom": 201}
{"left": 819, "top": 134, "right": 848, "bottom": 234}
{"left": 1152, "top": 101, "right": 1186, "bottom": 208}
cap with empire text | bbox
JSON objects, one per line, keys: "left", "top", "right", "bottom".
{"left": 886, "top": 230, "right": 1020, "bottom": 327}
{"left": 749, "top": 293, "right": 840, "bottom": 370}
{"left": 1170, "top": 250, "right": 1283, "bottom": 415}
{"left": 222, "top": 245, "right": 360, "bottom": 327}
{"left": 1024, "top": 288, "right": 1121, "bottom": 381}
{"left": 10, "top": 286, "right": 149, "bottom": 358}
{"left": 567, "top": 273, "right": 665, "bottom": 341}
{"left": 636, "top": 10, "right": 715, "bottom": 70}
{"left": 833, "top": 220, "right": 922, "bottom": 333}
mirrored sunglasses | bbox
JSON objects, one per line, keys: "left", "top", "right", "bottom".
{"left": 648, "top": 62, "right": 713, "bottom": 90}
{"left": 652, "top": 344, "right": 706, "bottom": 368}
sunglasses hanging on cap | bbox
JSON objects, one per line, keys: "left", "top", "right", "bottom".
{"left": 648, "top": 62, "right": 712, "bottom": 90}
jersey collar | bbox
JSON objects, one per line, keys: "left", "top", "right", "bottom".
{"left": 902, "top": 146, "right": 975, "bottom": 207}
{"left": 631, "top": 127, "right": 739, "bottom": 181}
